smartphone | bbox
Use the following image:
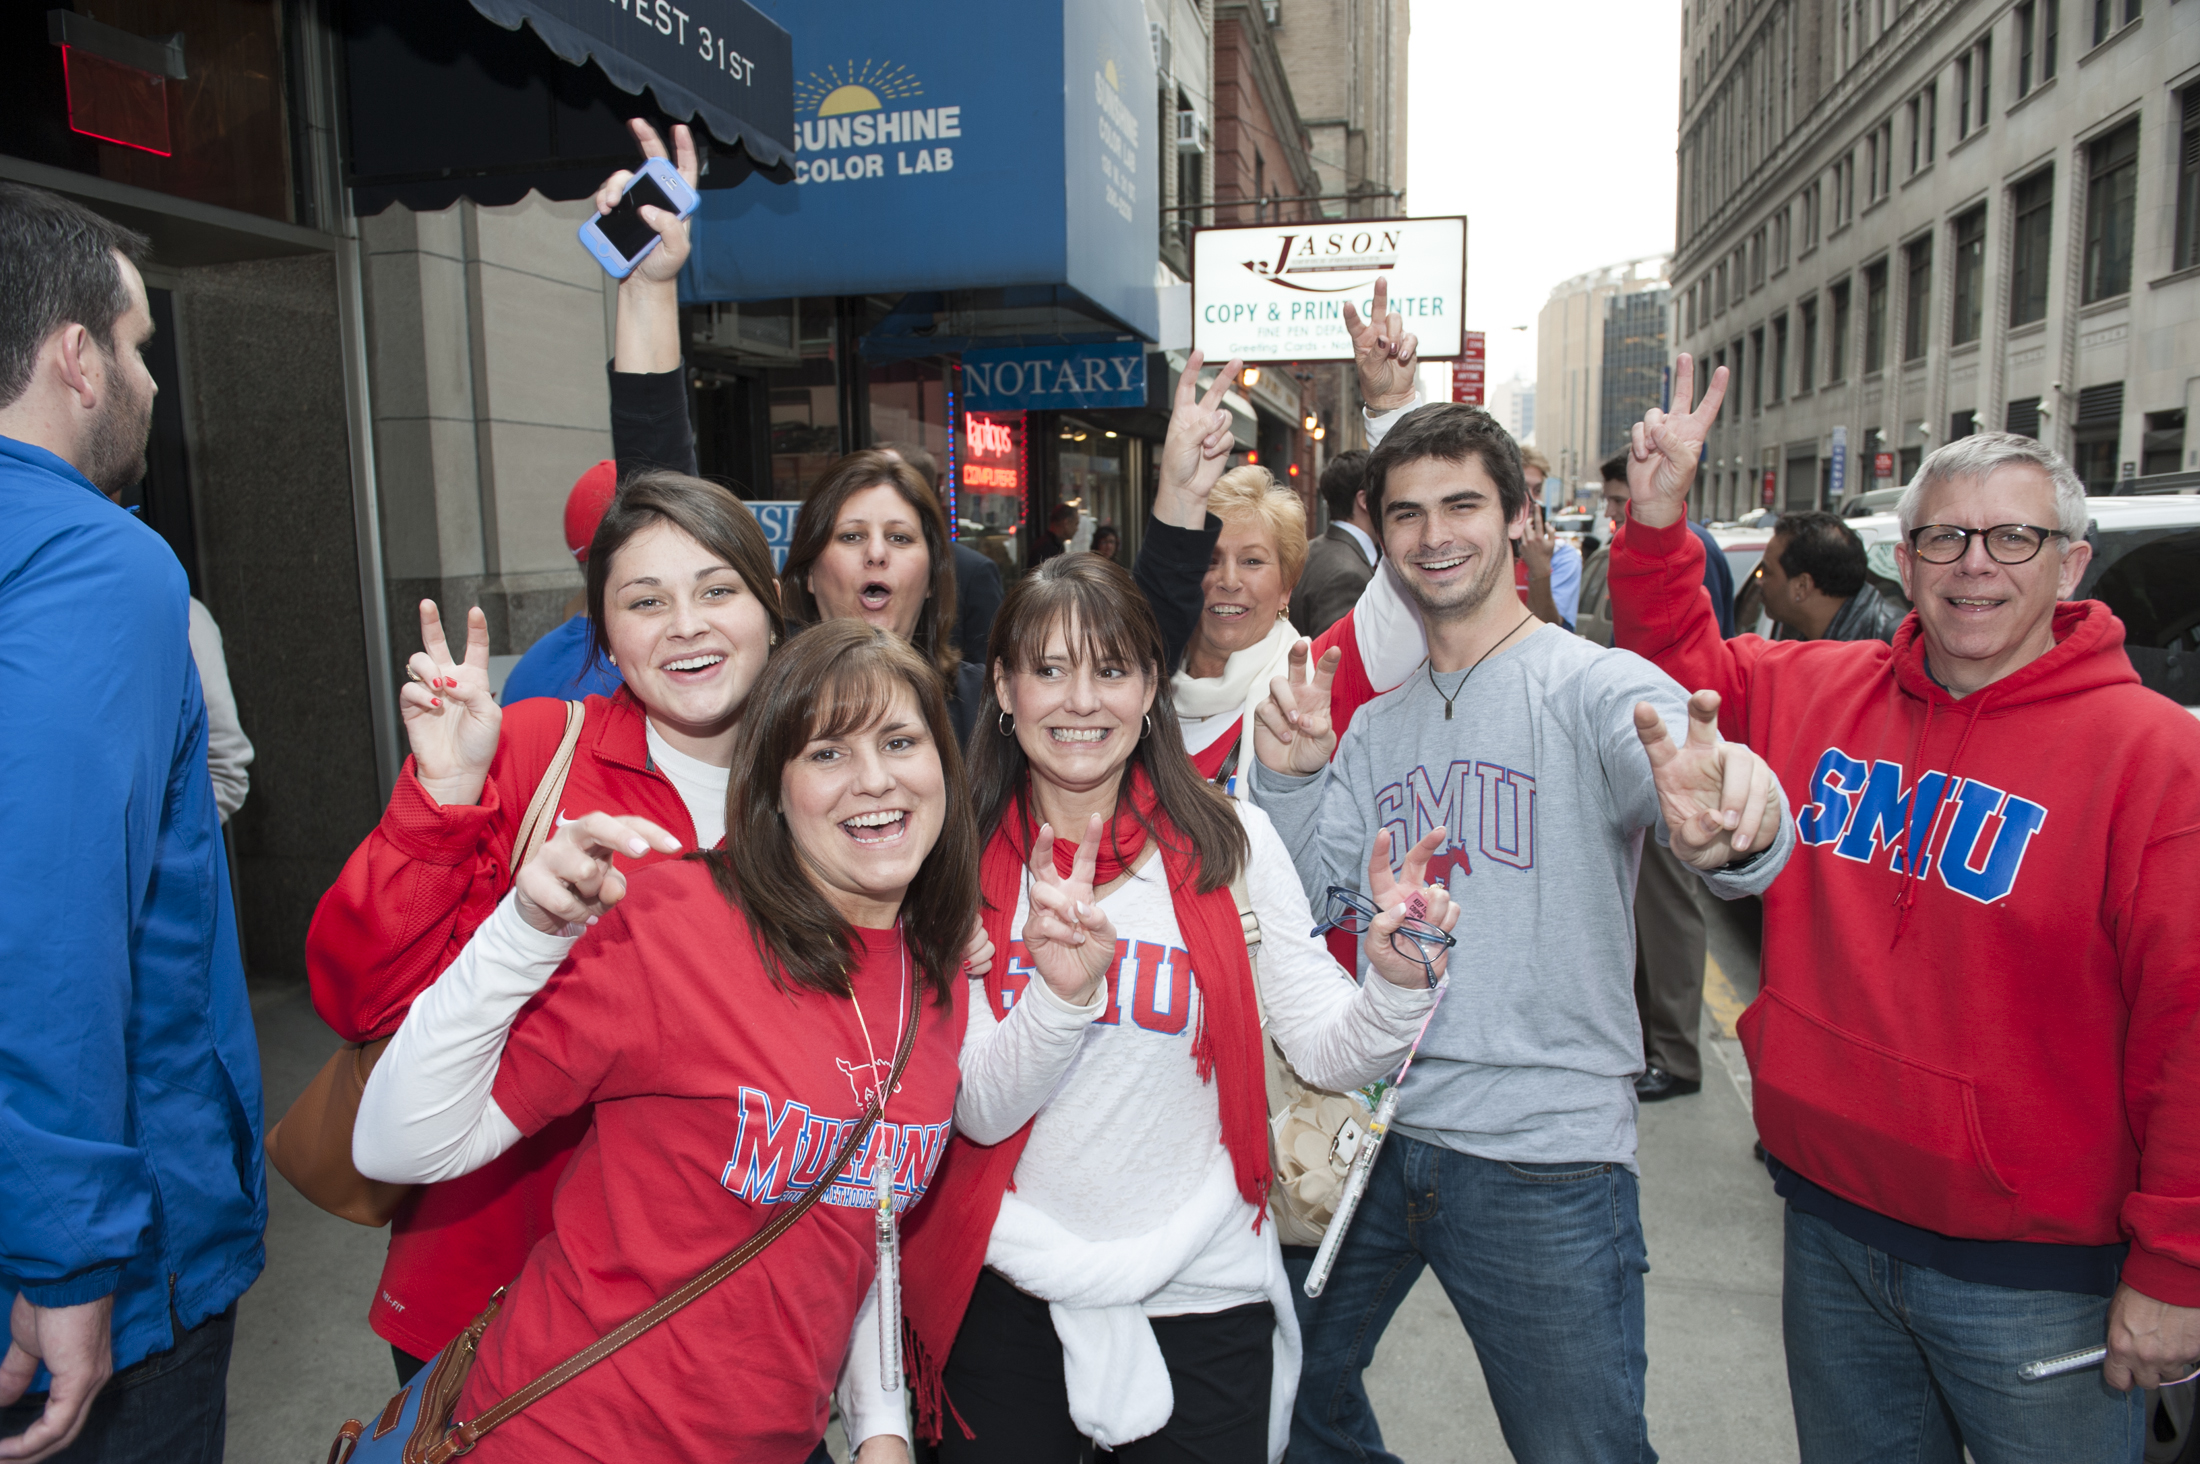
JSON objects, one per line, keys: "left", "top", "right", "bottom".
{"left": 577, "top": 155, "right": 700, "bottom": 280}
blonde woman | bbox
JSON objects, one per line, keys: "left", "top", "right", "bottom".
{"left": 1171, "top": 466, "right": 1312, "bottom": 798}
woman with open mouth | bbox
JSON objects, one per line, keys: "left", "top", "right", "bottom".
{"left": 352, "top": 623, "right": 979, "bottom": 1463}
{"left": 304, "top": 124, "right": 789, "bottom": 1392}
{"left": 898, "top": 553, "right": 1458, "bottom": 1464}
{"left": 781, "top": 451, "right": 990, "bottom": 745}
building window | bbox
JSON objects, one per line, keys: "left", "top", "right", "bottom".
{"left": 2043, "top": 0, "right": 2060, "bottom": 80}
{"left": 1978, "top": 36, "right": 1991, "bottom": 120}
{"left": 2174, "top": 88, "right": 2200, "bottom": 272}
{"left": 1771, "top": 313, "right": 1790, "bottom": 402}
{"left": 1864, "top": 259, "right": 1889, "bottom": 372}
{"left": 1903, "top": 236, "right": 1932, "bottom": 361}
{"left": 1957, "top": 38, "right": 1991, "bottom": 139}
{"left": 2016, "top": 2, "right": 2038, "bottom": 96}
{"left": 2010, "top": 169, "right": 2054, "bottom": 325}
{"left": 1716, "top": 261, "right": 1728, "bottom": 313}
{"left": 1751, "top": 227, "right": 1767, "bottom": 290}
{"left": 2083, "top": 120, "right": 2138, "bottom": 303}
{"left": 1951, "top": 206, "right": 1987, "bottom": 344}
{"left": 1908, "top": 85, "right": 1936, "bottom": 173}
{"left": 2073, "top": 381, "right": 2124, "bottom": 491}
{"left": 1957, "top": 53, "right": 1973, "bottom": 137}
{"left": 1799, "top": 297, "right": 1819, "bottom": 392}
{"left": 2006, "top": 395, "right": 2043, "bottom": 439}
{"left": 2091, "top": 0, "right": 2139, "bottom": 48}
{"left": 1773, "top": 209, "right": 1790, "bottom": 273}
{"left": 1750, "top": 326, "right": 1765, "bottom": 412}
{"left": 2143, "top": 409, "right": 2185, "bottom": 476}
{"left": 1951, "top": 408, "right": 1979, "bottom": 439}
{"left": 1829, "top": 280, "right": 1852, "bottom": 382}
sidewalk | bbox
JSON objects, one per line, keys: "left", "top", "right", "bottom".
{"left": 227, "top": 892, "right": 1795, "bottom": 1462}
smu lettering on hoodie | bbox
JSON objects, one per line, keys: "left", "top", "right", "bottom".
{"left": 1611, "top": 512, "right": 2200, "bottom": 1305}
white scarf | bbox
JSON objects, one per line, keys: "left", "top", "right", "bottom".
{"left": 985, "top": 1147, "right": 1302, "bottom": 1460}
{"left": 1171, "top": 619, "right": 1300, "bottom": 800}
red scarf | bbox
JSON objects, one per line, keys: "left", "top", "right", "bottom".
{"left": 897, "top": 765, "right": 1270, "bottom": 1441}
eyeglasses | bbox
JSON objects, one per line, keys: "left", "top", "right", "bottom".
{"left": 1310, "top": 886, "right": 1456, "bottom": 989}
{"left": 1906, "top": 523, "right": 2068, "bottom": 565}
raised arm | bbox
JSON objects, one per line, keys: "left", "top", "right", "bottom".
{"left": 1134, "top": 352, "right": 1239, "bottom": 670}
{"left": 1606, "top": 354, "right": 1767, "bottom": 740}
{"left": 601, "top": 120, "right": 700, "bottom": 479}
{"left": 305, "top": 601, "right": 517, "bottom": 1040}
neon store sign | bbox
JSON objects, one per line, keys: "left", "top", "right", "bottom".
{"left": 960, "top": 410, "right": 1027, "bottom": 530}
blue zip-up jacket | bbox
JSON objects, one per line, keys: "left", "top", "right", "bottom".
{"left": 0, "top": 434, "right": 264, "bottom": 1377}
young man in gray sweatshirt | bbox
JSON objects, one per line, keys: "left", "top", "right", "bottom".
{"left": 1249, "top": 391, "right": 1794, "bottom": 1464}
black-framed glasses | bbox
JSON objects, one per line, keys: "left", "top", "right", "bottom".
{"left": 1311, "top": 886, "right": 1455, "bottom": 989}
{"left": 1907, "top": 523, "right": 2068, "bottom": 565}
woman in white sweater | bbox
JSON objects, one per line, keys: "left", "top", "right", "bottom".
{"left": 899, "top": 553, "right": 1458, "bottom": 1464}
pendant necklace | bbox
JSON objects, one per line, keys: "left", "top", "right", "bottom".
{"left": 850, "top": 927, "right": 910, "bottom": 1392}
{"left": 1428, "top": 608, "right": 1538, "bottom": 720}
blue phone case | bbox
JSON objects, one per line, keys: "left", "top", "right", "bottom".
{"left": 577, "top": 155, "right": 700, "bottom": 280}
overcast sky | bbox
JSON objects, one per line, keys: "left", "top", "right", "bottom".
{"left": 1407, "top": 0, "right": 1685, "bottom": 395}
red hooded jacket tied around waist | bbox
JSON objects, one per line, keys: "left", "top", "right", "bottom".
{"left": 1611, "top": 512, "right": 2200, "bottom": 1305}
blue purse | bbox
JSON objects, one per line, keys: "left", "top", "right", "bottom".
{"left": 325, "top": 989, "right": 919, "bottom": 1464}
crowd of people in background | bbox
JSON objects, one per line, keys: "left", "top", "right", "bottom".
{"left": 4, "top": 114, "right": 2198, "bottom": 1464}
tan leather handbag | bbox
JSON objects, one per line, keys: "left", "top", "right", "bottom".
{"left": 1231, "top": 871, "right": 1383, "bottom": 1248}
{"left": 268, "top": 702, "right": 587, "bottom": 1227}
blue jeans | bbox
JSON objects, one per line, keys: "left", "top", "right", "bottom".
{"left": 1783, "top": 1206, "right": 2144, "bottom": 1463}
{"left": 1289, "top": 1134, "right": 1654, "bottom": 1464}
{"left": 0, "top": 1305, "right": 233, "bottom": 1464}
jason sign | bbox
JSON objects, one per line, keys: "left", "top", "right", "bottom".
{"left": 1192, "top": 216, "right": 1467, "bottom": 362}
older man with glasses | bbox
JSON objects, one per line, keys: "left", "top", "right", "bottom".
{"left": 1610, "top": 356, "right": 2200, "bottom": 1464}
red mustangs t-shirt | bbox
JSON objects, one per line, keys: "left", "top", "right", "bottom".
{"left": 456, "top": 862, "right": 965, "bottom": 1463}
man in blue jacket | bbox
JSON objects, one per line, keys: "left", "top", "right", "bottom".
{"left": 0, "top": 183, "right": 264, "bottom": 1462}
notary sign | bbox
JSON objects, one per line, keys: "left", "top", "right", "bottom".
{"left": 962, "top": 342, "right": 1146, "bottom": 410}
{"left": 1191, "top": 216, "right": 1467, "bottom": 362}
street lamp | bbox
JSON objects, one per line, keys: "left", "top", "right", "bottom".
{"left": 1302, "top": 414, "right": 1319, "bottom": 431}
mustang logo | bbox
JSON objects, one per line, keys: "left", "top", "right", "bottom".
{"left": 836, "top": 1055, "right": 900, "bottom": 1107}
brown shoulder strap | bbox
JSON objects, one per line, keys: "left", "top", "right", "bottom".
{"left": 425, "top": 975, "right": 925, "bottom": 1463}
{"left": 511, "top": 701, "right": 587, "bottom": 873}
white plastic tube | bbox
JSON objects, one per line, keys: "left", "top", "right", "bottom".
{"left": 875, "top": 1162, "right": 902, "bottom": 1391}
{"left": 1303, "top": 1085, "right": 1399, "bottom": 1299}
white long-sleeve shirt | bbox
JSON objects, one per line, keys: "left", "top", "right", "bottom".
{"left": 959, "top": 803, "right": 1434, "bottom": 1299}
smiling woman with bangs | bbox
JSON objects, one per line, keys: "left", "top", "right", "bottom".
{"left": 894, "top": 552, "right": 1459, "bottom": 1464}
{"left": 352, "top": 622, "right": 977, "bottom": 1464}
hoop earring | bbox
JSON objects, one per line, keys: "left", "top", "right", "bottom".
{"left": 1141, "top": 715, "right": 1152, "bottom": 740}
{"left": 998, "top": 712, "right": 1015, "bottom": 737}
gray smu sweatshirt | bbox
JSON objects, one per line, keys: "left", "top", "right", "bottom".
{"left": 1252, "top": 625, "right": 1794, "bottom": 1169}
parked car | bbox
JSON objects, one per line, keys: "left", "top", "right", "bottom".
{"left": 1835, "top": 486, "right": 1906, "bottom": 518}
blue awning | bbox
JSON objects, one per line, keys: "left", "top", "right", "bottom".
{"left": 464, "top": 0, "right": 794, "bottom": 166}
{"left": 680, "top": 0, "right": 1159, "bottom": 341}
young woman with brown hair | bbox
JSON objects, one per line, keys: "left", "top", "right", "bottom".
{"left": 898, "top": 554, "right": 1459, "bottom": 1463}
{"left": 780, "top": 449, "right": 988, "bottom": 742}
{"left": 353, "top": 623, "right": 978, "bottom": 1463}
{"left": 303, "top": 126, "right": 789, "bottom": 1382}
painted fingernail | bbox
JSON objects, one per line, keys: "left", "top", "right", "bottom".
{"left": 628, "top": 838, "right": 649, "bottom": 856}
{"left": 430, "top": 697, "right": 441, "bottom": 708}
{"left": 586, "top": 915, "right": 599, "bottom": 926}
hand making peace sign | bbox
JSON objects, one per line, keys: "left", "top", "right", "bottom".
{"left": 1020, "top": 814, "right": 1119, "bottom": 1007}
{"left": 1341, "top": 276, "right": 1419, "bottom": 413}
{"left": 1635, "top": 690, "right": 1782, "bottom": 871}
{"left": 1626, "top": 352, "right": 1730, "bottom": 531}
{"left": 1152, "top": 350, "right": 1245, "bottom": 530}
{"left": 400, "top": 599, "right": 501, "bottom": 809}
{"left": 1252, "top": 639, "right": 1342, "bottom": 777}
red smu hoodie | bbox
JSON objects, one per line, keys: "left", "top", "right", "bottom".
{"left": 1611, "top": 513, "right": 2200, "bottom": 1304}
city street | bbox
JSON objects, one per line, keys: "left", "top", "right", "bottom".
{"left": 226, "top": 897, "right": 1797, "bottom": 1464}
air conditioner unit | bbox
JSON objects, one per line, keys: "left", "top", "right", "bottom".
{"left": 1150, "top": 22, "right": 1171, "bottom": 78}
{"left": 1176, "top": 111, "right": 1208, "bottom": 154}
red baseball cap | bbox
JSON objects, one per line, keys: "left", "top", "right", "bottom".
{"left": 564, "top": 461, "right": 618, "bottom": 562}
